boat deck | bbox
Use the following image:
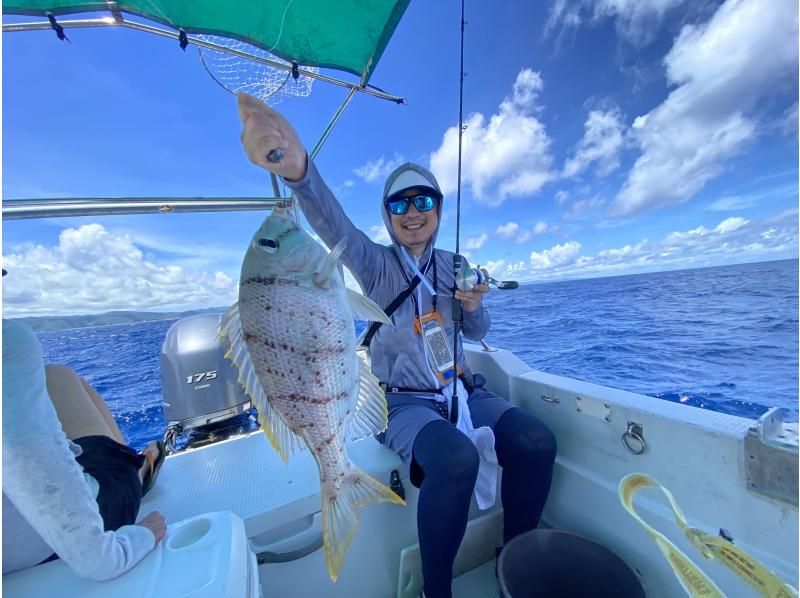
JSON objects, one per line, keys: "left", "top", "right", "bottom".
{"left": 140, "top": 431, "right": 405, "bottom": 537}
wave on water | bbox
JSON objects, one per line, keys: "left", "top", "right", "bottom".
{"left": 35, "top": 259, "right": 798, "bottom": 448}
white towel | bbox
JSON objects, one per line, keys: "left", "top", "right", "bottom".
{"left": 442, "top": 380, "right": 499, "bottom": 510}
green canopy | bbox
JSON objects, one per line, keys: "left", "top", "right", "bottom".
{"left": 2, "top": 0, "right": 410, "bottom": 83}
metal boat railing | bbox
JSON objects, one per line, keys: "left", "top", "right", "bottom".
{"left": 3, "top": 13, "right": 402, "bottom": 220}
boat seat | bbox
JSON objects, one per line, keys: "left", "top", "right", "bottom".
{"left": 44, "top": 364, "right": 126, "bottom": 444}
{"left": 140, "top": 431, "right": 406, "bottom": 538}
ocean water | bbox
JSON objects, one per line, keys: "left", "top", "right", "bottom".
{"left": 36, "top": 259, "right": 798, "bottom": 450}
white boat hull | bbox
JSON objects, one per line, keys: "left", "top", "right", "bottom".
{"left": 6, "top": 345, "right": 796, "bottom": 597}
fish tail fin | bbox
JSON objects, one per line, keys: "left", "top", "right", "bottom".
{"left": 321, "top": 465, "right": 406, "bottom": 582}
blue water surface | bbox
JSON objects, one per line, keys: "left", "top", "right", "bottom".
{"left": 36, "top": 259, "right": 798, "bottom": 450}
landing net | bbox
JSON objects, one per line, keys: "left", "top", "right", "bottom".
{"left": 197, "top": 35, "right": 319, "bottom": 106}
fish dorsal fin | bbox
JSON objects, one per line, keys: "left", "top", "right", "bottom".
{"left": 218, "top": 302, "right": 305, "bottom": 462}
{"left": 345, "top": 350, "right": 389, "bottom": 441}
{"left": 314, "top": 238, "right": 347, "bottom": 287}
{"left": 346, "top": 288, "right": 393, "bottom": 325}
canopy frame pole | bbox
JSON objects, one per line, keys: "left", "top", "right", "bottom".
{"left": 4, "top": 85, "right": 362, "bottom": 220}
{"left": 2, "top": 197, "right": 289, "bottom": 220}
{"left": 3, "top": 16, "right": 405, "bottom": 104}
{"left": 310, "top": 86, "right": 358, "bottom": 160}
{"left": 3, "top": 14, "right": 403, "bottom": 221}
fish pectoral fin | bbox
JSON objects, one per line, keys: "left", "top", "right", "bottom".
{"left": 321, "top": 465, "right": 405, "bottom": 581}
{"left": 218, "top": 301, "right": 305, "bottom": 462}
{"left": 218, "top": 301, "right": 240, "bottom": 342}
{"left": 314, "top": 238, "right": 347, "bottom": 287}
{"left": 345, "top": 352, "right": 389, "bottom": 441}
{"left": 346, "top": 289, "right": 393, "bottom": 325}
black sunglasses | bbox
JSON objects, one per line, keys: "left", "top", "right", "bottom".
{"left": 385, "top": 194, "right": 438, "bottom": 216}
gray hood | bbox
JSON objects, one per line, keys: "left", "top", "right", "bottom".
{"left": 381, "top": 162, "right": 443, "bottom": 259}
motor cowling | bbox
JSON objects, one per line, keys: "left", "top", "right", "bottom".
{"left": 160, "top": 313, "right": 253, "bottom": 451}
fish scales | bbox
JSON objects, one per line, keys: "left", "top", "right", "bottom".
{"left": 240, "top": 280, "right": 355, "bottom": 489}
{"left": 220, "top": 210, "right": 404, "bottom": 582}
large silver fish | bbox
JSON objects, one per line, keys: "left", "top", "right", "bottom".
{"left": 219, "top": 209, "right": 404, "bottom": 581}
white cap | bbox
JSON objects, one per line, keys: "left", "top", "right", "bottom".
{"left": 383, "top": 163, "right": 443, "bottom": 201}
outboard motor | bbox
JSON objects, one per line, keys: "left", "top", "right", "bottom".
{"left": 160, "top": 313, "right": 257, "bottom": 453}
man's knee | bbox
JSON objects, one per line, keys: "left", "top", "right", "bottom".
{"left": 413, "top": 420, "right": 480, "bottom": 487}
{"left": 496, "top": 409, "right": 557, "bottom": 467}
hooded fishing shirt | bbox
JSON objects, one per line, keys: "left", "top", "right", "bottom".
{"left": 286, "top": 160, "right": 502, "bottom": 509}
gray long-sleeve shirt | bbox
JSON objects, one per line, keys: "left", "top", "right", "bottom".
{"left": 286, "top": 160, "right": 490, "bottom": 390}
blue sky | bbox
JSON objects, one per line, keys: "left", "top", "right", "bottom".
{"left": 3, "top": 0, "right": 798, "bottom": 316}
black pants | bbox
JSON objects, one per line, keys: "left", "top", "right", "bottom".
{"left": 413, "top": 408, "right": 557, "bottom": 598}
{"left": 39, "top": 435, "right": 145, "bottom": 564}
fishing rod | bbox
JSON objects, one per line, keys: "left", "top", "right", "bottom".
{"left": 449, "top": 0, "right": 519, "bottom": 422}
{"left": 450, "top": 0, "right": 467, "bottom": 425}
{"left": 451, "top": 1, "right": 518, "bottom": 296}
{"left": 450, "top": 0, "right": 517, "bottom": 394}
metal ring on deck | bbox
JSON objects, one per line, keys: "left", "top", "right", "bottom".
{"left": 622, "top": 421, "right": 646, "bottom": 455}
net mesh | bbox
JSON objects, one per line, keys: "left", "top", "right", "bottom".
{"left": 197, "top": 35, "right": 319, "bottom": 106}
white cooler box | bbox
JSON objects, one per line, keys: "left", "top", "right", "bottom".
{"left": 4, "top": 511, "right": 260, "bottom": 598}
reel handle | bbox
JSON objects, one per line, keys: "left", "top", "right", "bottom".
{"left": 486, "top": 275, "right": 518, "bottom": 290}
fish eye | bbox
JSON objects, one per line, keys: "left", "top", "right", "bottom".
{"left": 258, "top": 238, "right": 280, "bottom": 253}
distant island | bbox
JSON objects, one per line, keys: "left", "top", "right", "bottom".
{"left": 11, "top": 306, "right": 229, "bottom": 332}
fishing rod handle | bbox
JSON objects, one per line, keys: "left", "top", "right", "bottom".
{"left": 267, "top": 148, "right": 285, "bottom": 163}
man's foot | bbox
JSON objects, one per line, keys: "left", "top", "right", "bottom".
{"left": 139, "top": 440, "right": 166, "bottom": 496}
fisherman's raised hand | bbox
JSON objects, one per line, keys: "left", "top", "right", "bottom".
{"left": 455, "top": 269, "right": 490, "bottom": 312}
{"left": 237, "top": 92, "right": 308, "bottom": 181}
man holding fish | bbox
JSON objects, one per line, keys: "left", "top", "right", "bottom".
{"left": 237, "top": 93, "right": 557, "bottom": 598}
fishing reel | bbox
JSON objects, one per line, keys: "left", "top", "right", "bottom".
{"left": 454, "top": 259, "right": 519, "bottom": 291}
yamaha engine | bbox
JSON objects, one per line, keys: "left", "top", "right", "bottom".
{"left": 160, "top": 313, "right": 257, "bottom": 452}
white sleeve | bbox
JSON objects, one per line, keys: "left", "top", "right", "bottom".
{"left": 2, "top": 320, "right": 156, "bottom": 580}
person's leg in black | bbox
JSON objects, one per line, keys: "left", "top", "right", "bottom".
{"left": 412, "top": 419, "right": 479, "bottom": 598}
{"left": 73, "top": 435, "right": 145, "bottom": 531}
{"left": 37, "top": 435, "right": 147, "bottom": 564}
{"left": 493, "top": 407, "right": 557, "bottom": 543}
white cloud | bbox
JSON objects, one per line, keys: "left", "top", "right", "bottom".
{"left": 112, "top": 228, "right": 243, "bottom": 274}
{"left": 705, "top": 195, "right": 757, "bottom": 212}
{"left": 592, "top": 0, "right": 690, "bottom": 43}
{"left": 564, "top": 196, "right": 606, "bottom": 220}
{"left": 555, "top": 190, "right": 570, "bottom": 205}
{"left": 342, "top": 267, "right": 364, "bottom": 294}
{"left": 705, "top": 183, "right": 797, "bottom": 212}
{"left": 563, "top": 109, "right": 626, "bottom": 177}
{"left": 484, "top": 211, "right": 797, "bottom": 283}
{"left": 612, "top": 0, "right": 799, "bottom": 217}
{"left": 333, "top": 178, "right": 356, "bottom": 196}
{"left": 496, "top": 222, "right": 520, "bottom": 239}
{"left": 3, "top": 224, "right": 236, "bottom": 316}
{"left": 530, "top": 241, "right": 582, "bottom": 269}
{"left": 369, "top": 225, "right": 392, "bottom": 244}
{"left": 782, "top": 103, "right": 798, "bottom": 136}
{"left": 354, "top": 153, "right": 405, "bottom": 184}
{"left": 483, "top": 259, "right": 507, "bottom": 278}
{"left": 429, "top": 69, "right": 555, "bottom": 206}
{"left": 714, "top": 216, "right": 748, "bottom": 234}
{"left": 546, "top": 0, "right": 690, "bottom": 45}
{"left": 495, "top": 221, "right": 540, "bottom": 244}
{"left": 464, "top": 233, "right": 489, "bottom": 250}
{"left": 516, "top": 230, "right": 533, "bottom": 243}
